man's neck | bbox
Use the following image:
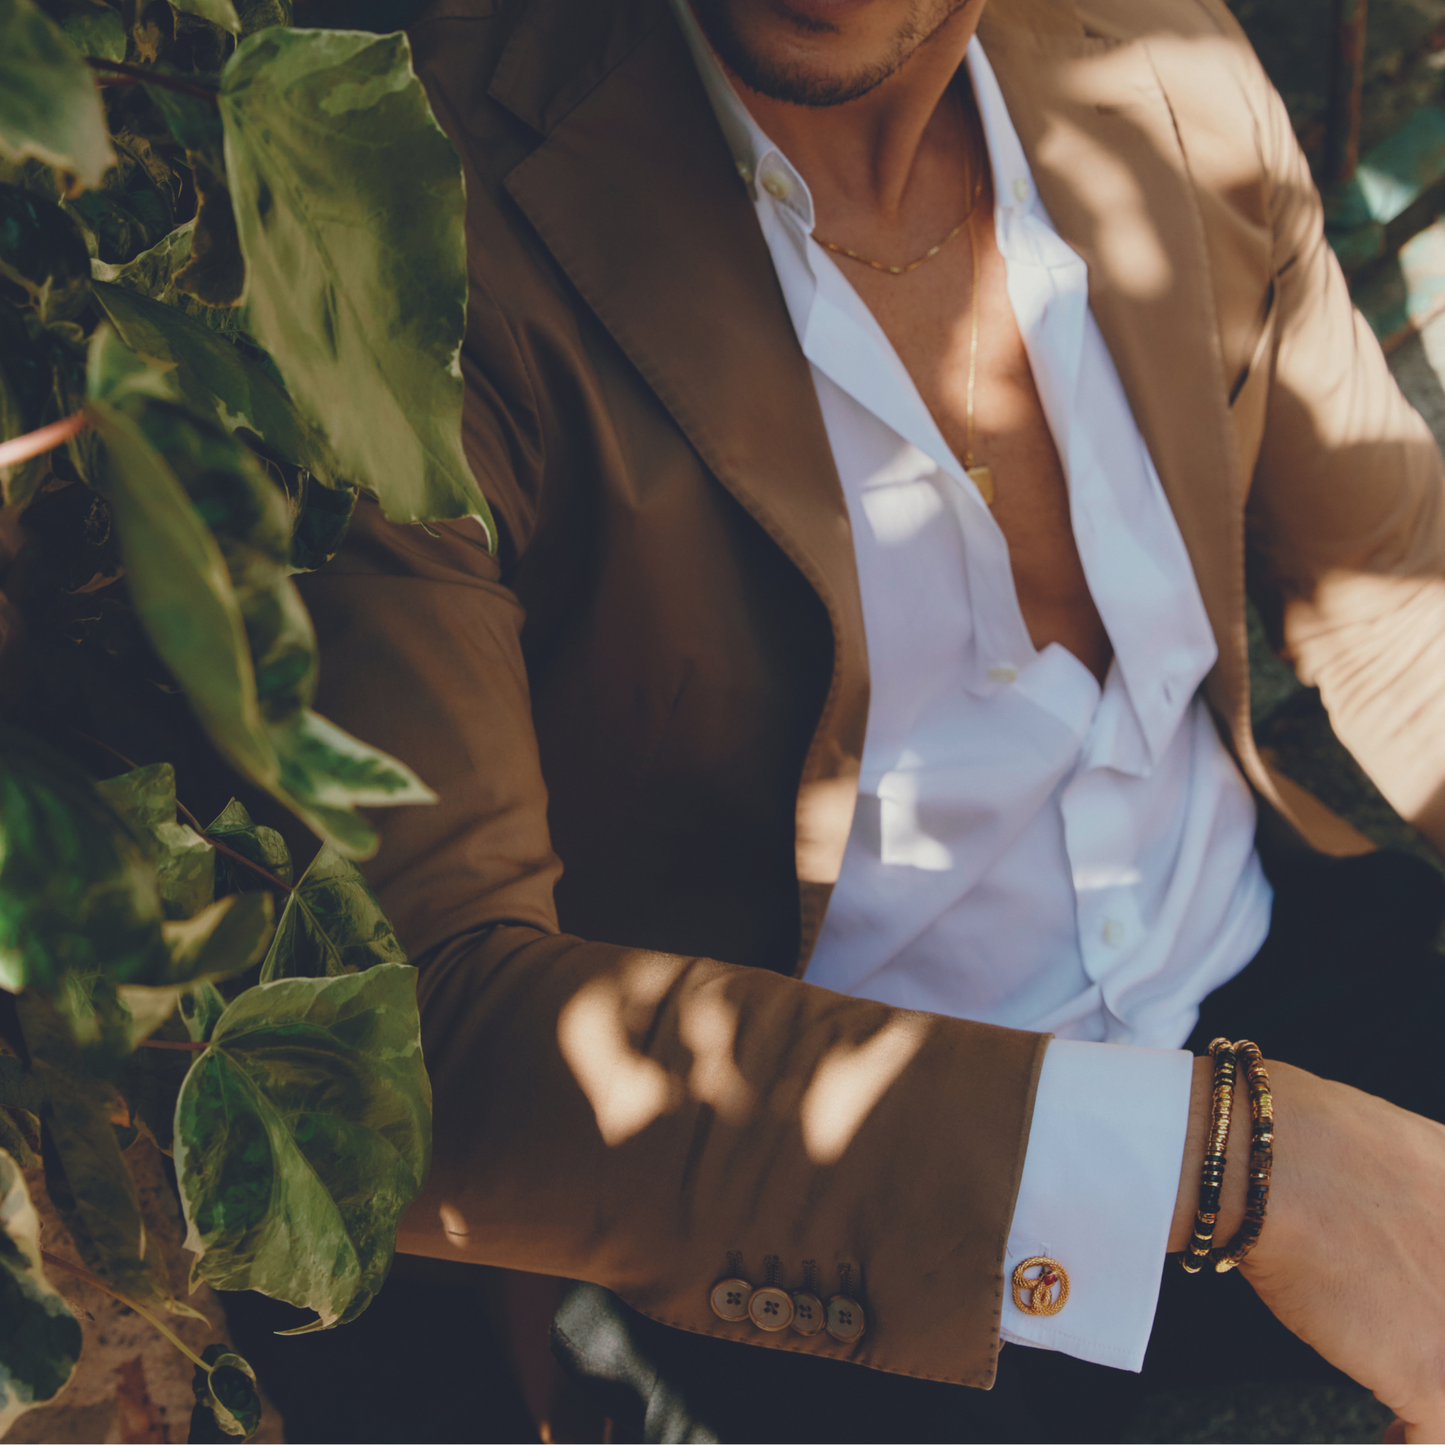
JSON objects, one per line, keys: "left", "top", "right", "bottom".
{"left": 709, "top": 1, "right": 988, "bottom": 225}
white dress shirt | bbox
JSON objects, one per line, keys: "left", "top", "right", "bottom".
{"left": 668, "top": 3, "right": 1274, "bottom": 1373}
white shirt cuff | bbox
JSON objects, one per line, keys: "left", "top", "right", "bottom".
{"left": 1000, "top": 1036, "right": 1194, "bottom": 1372}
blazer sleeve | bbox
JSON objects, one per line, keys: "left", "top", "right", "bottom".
{"left": 294, "top": 282, "right": 1047, "bottom": 1394}
{"left": 1241, "top": 49, "right": 1445, "bottom": 853}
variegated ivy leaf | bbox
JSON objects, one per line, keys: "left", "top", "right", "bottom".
{"left": 86, "top": 328, "right": 437, "bottom": 858}
{"left": 169, "top": 0, "right": 240, "bottom": 32}
{"left": 176, "top": 965, "right": 431, "bottom": 1329}
{"left": 18, "top": 992, "right": 175, "bottom": 1312}
{"left": 0, "top": 1149, "right": 83, "bottom": 1436}
{"left": 92, "top": 280, "right": 342, "bottom": 486}
{"left": 219, "top": 27, "right": 493, "bottom": 539}
{"left": 96, "top": 763, "right": 215, "bottom": 921}
{"left": 0, "top": 724, "right": 170, "bottom": 999}
{"left": 260, "top": 844, "right": 406, "bottom": 982}
{"left": 0, "top": 0, "right": 114, "bottom": 188}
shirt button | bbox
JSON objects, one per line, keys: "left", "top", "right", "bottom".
{"left": 987, "top": 664, "right": 1018, "bottom": 684}
{"left": 735, "top": 160, "right": 753, "bottom": 184}
{"left": 1013, "top": 176, "right": 1029, "bottom": 202}
{"left": 760, "top": 170, "right": 792, "bottom": 201}
{"left": 1101, "top": 918, "right": 1125, "bottom": 946}
{"left": 709, "top": 1277, "right": 753, "bottom": 1322}
{"left": 748, "top": 1285, "right": 795, "bottom": 1332}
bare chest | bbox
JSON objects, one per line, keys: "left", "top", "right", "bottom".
{"left": 844, "top": 223, "right": 1113, "bottom": 683}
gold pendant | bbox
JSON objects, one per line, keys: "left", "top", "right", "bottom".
{"left": 968, "top": 463, "right": 995, "bottom": 506}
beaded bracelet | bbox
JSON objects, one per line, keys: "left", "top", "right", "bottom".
{"left": 1181, "top": 1038, "right": 1237, "bottom": 1274}
{"left": 1210, "top": 1040, "right": 1273, "bottom": 1272}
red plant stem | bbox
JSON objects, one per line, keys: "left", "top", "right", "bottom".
{"left": 84, "top": 57, "right": 220, "bottom": 103}
{"left": 63, "top": 728, "right": 294, "bottom": 896}
{"left": 0, "top": 412, "right": 89, "bottom": 471}
{"left": 174, "top": 798, "right": 294, "bottom": 895}
{"left": 137, "top": 1038, "right": 209, "bottom": 1051}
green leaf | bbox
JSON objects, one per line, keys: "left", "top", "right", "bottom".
{"left": 0, "top": 0, "right": 114, "bottom": 189}
{"left": 57, "top": 2, "right": 125, "bottom": 61}
{"left": 236, "top": 0, "right": 288, "bottom": 31}
{"left": 65, "top": 187, "right": 172, "bottom": 268}
{"left": 91, "top": 222, "right": 243, "bottom": 341}
{"left": 173, "top": 157, "right": 244, "bottom": 309}
{"left": 19, "top": 992, "right": 175, "bottom": 1310}
{"left": 92, "top": 281, "right": 340, "bottom": 483}
{"left": 206, "top": 799, "right": 292, "bottom": 888}
{"left": 118, "top": 891, "right": 275, "bottom": 1046}
{"left": 269, "top": 710, "right": 435, "bottom": 858}
{"left": 0, "top": 724, "right": 170, "bottom": 998}
{"left": 219, "top": 27, "right": 493, "bottom": 538}
{"left": 162, "top": 893, "right": 274, "bottom": 985}
{"left": 175, "top": 964, "right": 431, "bottom": 1328}
{"left": 0, "top": 1056, "right": 44, "bottom": 1117}
{"left": 0, "top": 1108, "right": 39, "bottom": 1168}
{"left": 0, "top": 182, "right": 92, "bottom": 322}
{"left": 115, "top": 981, "right": 223, "bottom": 1155}
{"left": 96, "top": 763, "right": 216, "bottom": 920}
{"left": 260, "top": 844, "right": 405, "bottom": 982}
{"left": 87, "top": 330, "right": 433, "bottom": 857}
{"left": 190, "top": 1344, "right": 260, "bottom": 1441}
{"left": 170, "top": 0, "right": 240, "bottom": 32}
{"left": 0, "top": 1148, "right": 83, "bottom": 1436}
{"left": 85, "top": 384, "right": 276, "bottom": 788}
{"left": 289, "top": 470, "right": 355, "bottom": 571}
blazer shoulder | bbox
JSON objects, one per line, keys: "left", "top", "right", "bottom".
{"left": 407, "top": 0, "right": 529, "bottom": 141}
{"left": 1078, "top": 0, "right": 1261, "bottom": 53}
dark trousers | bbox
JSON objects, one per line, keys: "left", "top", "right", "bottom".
{"left": 552, "top": 848, "right": 1445, "bottom": 1443}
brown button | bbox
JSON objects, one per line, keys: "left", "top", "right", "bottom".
{"left": 825, "top": 1294, "right": 866, "bottom": 1343}
{"left": 709, "top": 1277, "right": 752, "bottom": 1322}
{"left": 789, "top": 1289, "right": 825, "bottom": 1336}
{"left": 747, "top": 1285, "right": 794, "bottom": 1332}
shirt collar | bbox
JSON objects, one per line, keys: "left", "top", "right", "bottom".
{"left": 666, "top": 0, "right": 1038, "bottom": 234}
{"left": 665, "top": 0, "right": 815, "bottom": 229}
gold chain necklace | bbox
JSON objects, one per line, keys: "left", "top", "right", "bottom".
{"left": 811, "top": 105, "right": 986, "bottom": 278}
{"left": 813, "top": 208, "right": 973, "bottom": 277}
{"left": 810, "top": 154, "right": 995, "bottom": 506}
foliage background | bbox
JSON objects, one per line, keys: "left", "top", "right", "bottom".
{"left": 0, "top": 0, "right": 489, "bottom": 1435}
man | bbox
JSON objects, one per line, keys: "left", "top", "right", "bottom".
{"left": 298, "top": 0, "right": 1445, "bottom": 1438}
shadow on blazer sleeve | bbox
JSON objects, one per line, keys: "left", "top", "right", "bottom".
{"left": 1239, "top": 39, "right": 1445, "bottom": 855}
{"left": 296, "top": 497, "right": 1048, "bottom": 1389}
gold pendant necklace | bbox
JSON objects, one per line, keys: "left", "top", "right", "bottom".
{"left": 962, "top": 208, "right": 993, "bottom": 506}
{"left": 810, "top": 117, "right": 995, "bottom": 507}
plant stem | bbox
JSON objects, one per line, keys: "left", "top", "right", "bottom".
{"left": 39, "top": 1250, "right": 212, "bottom": 1373}
{"left": 84, "top": 57, "right": 220, "bottom": 103}
{"left": 0, "top": 412, "right": 89, "bottom": 471}
{"left": 175, "top": 799, "right": 295, "bottom": 896}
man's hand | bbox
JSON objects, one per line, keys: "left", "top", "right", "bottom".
{"left": 1171, "top": 1058, "right": 1445, "bottom": 1442}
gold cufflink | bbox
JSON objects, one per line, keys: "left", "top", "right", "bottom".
{"left": 1011, "top": 1256, "right": 1069, "bottom": 1316}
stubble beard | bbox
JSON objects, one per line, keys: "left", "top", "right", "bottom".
{"left": 689, "top": 0, "right": 971, "bottom": 107}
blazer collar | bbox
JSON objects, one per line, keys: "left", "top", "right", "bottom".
{"left": 489, "top": 0, "right": 1248, "bottom": 881}
{"left": 977, "top": 1, "right": 1247, "bottom": 720}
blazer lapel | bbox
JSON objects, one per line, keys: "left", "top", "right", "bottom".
{"left": 979, "top": 4, "right": 1251, "bottom": 739}
{"left": 491, "top": 0, "right": 870, "bottom": 947}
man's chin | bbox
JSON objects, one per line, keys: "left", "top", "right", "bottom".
{"left": 688, "top": 0, "right": 967, "bottom": 108}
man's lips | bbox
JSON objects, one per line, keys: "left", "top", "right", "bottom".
{"left": 770, "top": 0, "right": 880, "bottom": 28}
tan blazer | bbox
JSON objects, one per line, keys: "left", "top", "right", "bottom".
{"left": 296, "top": 0, "right": 1445, "bottom": 1388}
